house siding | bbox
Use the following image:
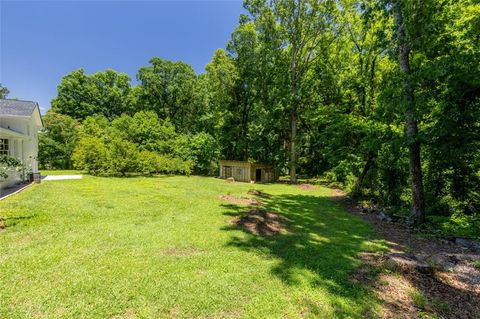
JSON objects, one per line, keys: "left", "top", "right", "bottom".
{"left": 0, "top": 102, "right": 42, "bottom": 190}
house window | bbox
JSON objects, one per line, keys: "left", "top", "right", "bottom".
{"left": 0, "top": 139, "right": 9, "bottom": 155}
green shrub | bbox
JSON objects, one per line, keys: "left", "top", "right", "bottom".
{"left": 137, "top": 150, "right": 161, "bottom": 175}
{"left": 174, "top": 132, "right": 219, "bottom": 175}
{"left": 137, "top": 151, "right": 193, "bottom": 176}
{"left": 111, "top": 111, "right": 177, "bottom": 153}
{"left": 427, "top": 214, "right": 480, "bottom": 239}
{"left": 38, "top": 111, "right": 79, "bottom": 169}
{"left": 72, "top": 136, "right": 108, "bottom": 175}
{"left": 106, "top": 137, "right": 139, "bottom": 176}
{"left": 0, "top": 155, "right": 23, "bottom": 179}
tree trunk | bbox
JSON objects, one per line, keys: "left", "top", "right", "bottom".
{"left": 393, "top": 0, "right": 426, "bottom": 224}
{"left": 369, "top": 56, "right": 377, "bottom": 114}
{"left": 290, "top": 111, "right": 297, "bottom": 182}
{"left": 353, "top": 155, "right": 375, "bottom": 198}
{"left": 290, "top": 36, "right": 298, "bottom": 183}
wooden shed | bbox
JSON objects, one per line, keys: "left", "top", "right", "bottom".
{"left": 219, "top": 160, "right": 276, "bottom": 183}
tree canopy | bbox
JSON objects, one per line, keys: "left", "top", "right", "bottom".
{"left": 42, "top": 0, "right": 480, "bottom": 233}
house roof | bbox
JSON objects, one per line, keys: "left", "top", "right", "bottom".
{"left": 0, "top": 99, "right": 38, "bottom": 116}
{"left": 0, "top": 99, "right": 43, "bottom": 128}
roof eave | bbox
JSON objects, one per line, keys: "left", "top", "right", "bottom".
{"left": 0, "top": 127, "right": 27, "bottom": 139}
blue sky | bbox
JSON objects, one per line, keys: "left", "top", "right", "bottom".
{"left": 0, "top": 0, "right": 245, "bottom": 112}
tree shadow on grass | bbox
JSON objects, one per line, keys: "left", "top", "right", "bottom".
{"left": 221, "top": 192, "right": 385, "bottom": 317}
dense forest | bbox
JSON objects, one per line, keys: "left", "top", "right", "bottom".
{"left": 26, "top": 0, "right": 479, "bottom": 233}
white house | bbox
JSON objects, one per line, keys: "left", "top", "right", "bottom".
{"left": 0, "top": 99, "right": 43, "bottom": 190}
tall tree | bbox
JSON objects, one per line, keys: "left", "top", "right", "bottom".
{"left": 51, "top": 69, "right": 133, "bottom": 120}
{"left": 246, "top": 0, "right": 334, "bottom": 182}
{"left": 227, "top": 21, "right": 261, "bottom": 160}
{"left": 136, "top": 58, "right": 197, "bottom": 131}
{"left": 412, "top": 0, "right": 480, "bottom": 215}
{"left": 393, "top": 0, "right": 425, "bottom": 223}
{"left": 205, "top": 49, "right": 241, "bottom": 159}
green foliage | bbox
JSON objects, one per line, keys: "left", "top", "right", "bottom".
{"left": 71, "top": 136, "right": 108, "bottom": 175}
{"left": 46, "top": 0, "right": 480, "bottom": 233}
{"left": 106, "top": 137, "right": 139, "bottom": 176}
{"left": 51, "top": 69, "right": 133, "bottom": 121}
{"left": 111, "top": 111, "right": 176, "bottom": 153}
{"left": 427, "top": 214, "right": 480, "bottom": 240}
{"left": 79, "top": 115, "right": 110, "bottom": 138}
{"left": 174, "top": 132, "right": 220, "bottom": 175}
{"left": 39, "top": 112, "right": 79, "bottom": 169}
{"left": 137, "top": 150, "right": 161, "bottom": 175}
{"left": 0, "top": 155, "right": 22, "bottom": 179}
{"left": 136, "top": 57, "right": 199, "bottom": 131}
{"left": 0, "top": 83, "right": 9, "bottom": 99}
{"left": 72, "top": 112, "right": 195, "bottom": 177}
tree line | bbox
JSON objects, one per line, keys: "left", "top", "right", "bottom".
{"left": 36, "top": 0, "right": 479, "bottom": 231}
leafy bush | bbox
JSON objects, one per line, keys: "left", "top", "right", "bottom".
{"left": 427, "top": 214, "right": 480, "bottom": 240}
{"left": 174, "top": 132, "right": 219, "bottom": 175}
{"left": 72, "top": 135, "right": 192, "bottom": 177}
{"left": 137, "top": 151, "right": 192, "bottom": 176}
{"left": 72, "top": 136, "right": 108, "bottom": 175}
{"left": 0, "top": 155, "right": 23, "bottom": 179}
{"left": 38, "top": 112, "right": 79, "bottom": 169}
{"left": 137, "top": 150, "right": 161, "bottom": 175}
{"left": 111, "top": 111, "right": 176, "bottom": 153}
{"left": 106, "top": 137, "right": 139, "bottom": 176}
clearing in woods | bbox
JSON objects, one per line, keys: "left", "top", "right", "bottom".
{"left": 0, "top": 174, "right": 386, "bottom": 318}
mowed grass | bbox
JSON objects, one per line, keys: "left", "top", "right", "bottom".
{"left": 0, "top": 175, "right": 386, "bottom": 318}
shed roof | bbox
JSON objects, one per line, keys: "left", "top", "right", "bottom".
{"left": 219, "top": 160, "right": 273, "bottom": 168}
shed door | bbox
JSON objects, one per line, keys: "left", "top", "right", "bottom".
{"left": 255, "top": 169, "right": 262, "bottom": 182}
{"left": 224, "top": 166, "right": 232, "bottom": 178}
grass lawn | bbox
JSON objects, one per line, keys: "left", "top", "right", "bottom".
{"left": 0, "top": 175, "right": 386, "bottom": 318}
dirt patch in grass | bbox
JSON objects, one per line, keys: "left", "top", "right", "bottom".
{"left": 231, "top": 209, "right": 288, "bottom": 236}
{"left": 353, "top": 253, "right": 430, "bottom": 318}
{"left": 0, "top": 218, "right": 5, "bottom": 230}
{"left": 331, "top": 188, "right": 480, "bottom": 318}
{"left": 220, "top": 195, "right": 259, "bottom": 206}
{"left": 297, "top": 184, "right": 317, "bottom": 191}
{"left": 160, "top": 247, "right": 203, "bottom": 257}
{"left": 110, "top": 309, "right": 136, "bottom": 319}
{"left": 352, "top": 252, "right": 480, "bottom": 319}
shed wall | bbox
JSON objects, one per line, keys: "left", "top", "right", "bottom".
{"left": 219, "top": 161, "right": 276, "bottom": 183}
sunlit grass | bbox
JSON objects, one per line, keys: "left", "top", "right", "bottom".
{"left": 1, "top": 175, "right": 386, "bottom": 318}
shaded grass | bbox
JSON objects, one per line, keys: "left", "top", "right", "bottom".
{"left": 0, "top": 176, "right": 386, "bottom": 318}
